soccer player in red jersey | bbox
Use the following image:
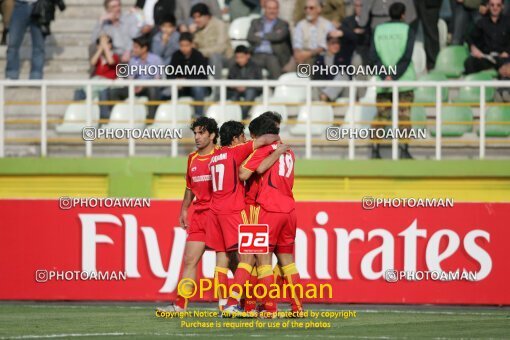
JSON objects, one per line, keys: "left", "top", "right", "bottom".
{"left": 157, "top": 117, "right": 228, "bottom": 312}
{"left": 209, "top": 119, "right": 280, "bottom": 311}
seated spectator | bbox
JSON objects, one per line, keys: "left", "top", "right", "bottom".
{"left": 190, "top": 3, "right": 233, "bottom": 80}
{"left": 151, "top": 15, "right": 180, "bottom": 65}
{"left": 167, "top": 32, "right": 210, "bottom": 117}
{"left": 293, "top": 0, "right": 336, "bottom": 67}
{"left": 247, "top": 0, "right": 292, "bottom": 79}
{"left": 91, "top": 0, "right": 141, "bottom": 63}
{"left": 102, "top": 35, "right": 164, "bottom": 120}
{"left": 340, "top": 0, "right": 370, "bottom": 66}
{"left": 227, "top": 46, "right": 263, "bottom": 119}
{"left": 74, "top": 34, "right": 120, "bottom": 118}
{"left": 464, "top": 0, "right": 510, "bottom": 74}
{"left": 177, "top": 0, "right": 222, "bottom": 32}
{"left": 312, "top": 32, "right": 352, "bottom": 102}
{"left": 496, "top": 59, "right": 510, "bottom": 101}
{"left": 294, "top": 0, "right": 346, "bottom": 27}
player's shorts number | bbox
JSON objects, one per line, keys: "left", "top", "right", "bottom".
{"left": 278, "top": 153, "right": 293, "bottom": 178}
{"left": 211, "top": 164, "right": 225, "bottom": 191}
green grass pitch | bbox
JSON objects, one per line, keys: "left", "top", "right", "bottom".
{"left": 0, "top": 303, "right": 508, "bottom": 339}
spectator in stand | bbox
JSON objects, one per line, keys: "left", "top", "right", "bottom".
{"left": 151, "top": 15, "right": 180, "bottom": 65}
{"left": 464, "top": 0, "right": 510, "bottom": 74}
{"left": 5, "top": 0, "right": 46, "bottom": 79}
{"left": 293, "top": 0, "right": 336, "bottom": 67}
{"left": 190, "top": 3, "right": 233, "bottom": 80}
{"left": 414, "top": 0, "right": 442, "bottom": 70}
{"left": 0, "top": 0, "right": 14, "bottom": 45}
{"left": 294, "top": 0, "right": 346, "bottom": 27}
{"left": 227, "top": 46, "right": 263, "bottom": 119}
{"left": 74, "top": 34, "right": 120, "bottom": 118}
{"left": 227, "top": 0, "right": 261, "bottom": 22}
{"left": 495, "top": 59, "right": 510, "bottom": 101}
{"left": 312, "top": 32, "right": 352, "bottom": 102}
{"left": 247, "top": 0, "right": 292, "bottom": 79}
{"left": 178, "top": 0, "right": 222, "bottom": 31}
{"left": 91, "top": 0, "right": 141, "bottom": 63}
{"left": 103, "top": 35, "right": 164, "bottom": 120}
{"left": 341, "top": 0, "right": 370, "bottom": 66}
{"left": 359, "top": 0, "right": 416, "bottom": 33}
{"left": 167, "top": 32, "right": 210, "bottom": 117}
{"left": 450, "top": 0, "right": 482, "bottom": 45}
{"left": 370, "top": 2, "right": 415, "bottom": 159}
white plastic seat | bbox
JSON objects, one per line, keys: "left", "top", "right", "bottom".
{"left": 149, "top": 103, "right": 193, "bottom": 130}
{"left": 438, "top": 18, "right": 447, "bottom": 50}
{"left": 250, "top": 105, "right": 288, "bottom": 128}
{"left": 289, "top": 104, "right": 334, "bottom": 136}
{"left": 206, "top": 103, "right": 243, "bottom": 124}
{"left": 56, "top": 103, "right": 100, "bottom": 133}
{"left": 412, "top": 42, "right": 426, "bottom": 76}
{"left": 269, "top": 72, "right": 308, "bottom": 104}
{"left": 102, "top": 103, "right": 147, "bottom": 129}
{"left": 229, "top": 15, "right": 259, "bottom": 40}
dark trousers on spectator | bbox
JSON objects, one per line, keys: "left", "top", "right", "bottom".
{"left": 228, "top": 88, "right": 260, "bottom": 119}
{"left": 251, "top": 53, "right": 282, "bottom": 79}
{"left": 415, "top": 0, "right": 441, "bottom": 70}
{"left": 464, "top": 57, "right": 496, "bottom": 75}
{"left": 450, "top": 0, "right": 480, "bottom": 45}
{"left": 102, "top": 87, "right": 161, "bottom": 121}
{"left": 5, "top": 0, "right": 45, "bottom": 79}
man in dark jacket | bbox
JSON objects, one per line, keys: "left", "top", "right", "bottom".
{"left": 227, "top": 45, "right": 263, "bottom": 118}
{"left": 247, "top": 0, "right": 292, "bottom": 79}
{"left": 168, "top": 32, "right": 210, "bottom": 117}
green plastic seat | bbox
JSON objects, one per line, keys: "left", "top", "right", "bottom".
{"left": 430, "top": 106, "right": 474, "bottom": 137}
{"left": 478, "top": 69, "right": 499, "bottom": 79}
{"left": 432, "top": 46, "right": 469, "bottom": 78}
{"left": 414, "top": 73, "right": 449, "bottom": 103}
{"left": 480, "top": 106, "right": 510, "bottom": 137}
{"left": 457, "top": 72, "right": 495, "bottom": 103}
{"left": 410, "top": 106, "right": 427, "bottom": 130}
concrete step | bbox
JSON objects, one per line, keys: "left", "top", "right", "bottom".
{"left": 6, "top": 32, "right": 100, "bottom": 48}
{"left": 65, "top": 0, "right": 136, "bottom": 6}
{"left": 55, "top": 4, "right": 134, "bottom": 20}
{"left": 51, "top": 19, "right": 98, "bottom": 33}
{"left": 0, "top": 59, "right": 91, "bottom": 75}
{"left": 0, "top": 45, "right": 90, "bottom": 61}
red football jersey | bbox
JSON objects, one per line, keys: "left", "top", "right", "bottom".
{"left": 209, "top": 140, "right": 254, "bottom": 214}
{"left": 185, "top": 148, "right": 216, "bottom": 211}
{"left": 242, "top": 144, "right": 276, "bottom": 205}
{"left": 256, "top": 147, "right": 296, "bottom": 213}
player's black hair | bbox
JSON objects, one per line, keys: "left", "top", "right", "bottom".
{"left": 190, "top": 117, "right": 219, "bottom": 144}
{"left": 190, "top": 3, "right": 211, "bottom": 17}
{"left": 179, "top": 32, "right": 194, "bottom": 43}
{"left": 160, "top": 14, "right": 177, "bottom": 27}
{"left": 220, "top": 121, "right": 245, "bottom": 147}
{"left": 234, "top": 45, "right": 250, "bottom": 54}
{"left": 389, "top": 2, "right": 406, "bottom": 20}
{"left": 260, "top": 111, "right": 282, "bottom": 125}
{"left": 249, "top": 115, "right": 280, "bottom": 137}
{"left": 132, "top": 35, "right": 151, "bottom": 50}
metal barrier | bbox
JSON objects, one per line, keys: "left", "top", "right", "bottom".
{"left": 0, "top": 79, "right": 509, "bottom": 159}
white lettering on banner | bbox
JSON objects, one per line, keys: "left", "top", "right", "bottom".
{"left": 78, "top": 215, "right": 492, "bottom": 293}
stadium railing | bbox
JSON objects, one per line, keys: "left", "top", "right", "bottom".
{"left": 0, "top": 79, "right": 509, "bottom": 159}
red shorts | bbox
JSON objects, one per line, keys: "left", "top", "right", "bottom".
{"left": 259, "top": 208, "right": 297, "bottom": 254}
{"left": 212, "top": 211, "right": 244, "bottom": 253}
{"left": 187, "top": 209, "right": 225, "bottom": 252}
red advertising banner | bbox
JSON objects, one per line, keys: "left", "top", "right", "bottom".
{"left": 0, "top": 199, "right": 508, "bottom": 305}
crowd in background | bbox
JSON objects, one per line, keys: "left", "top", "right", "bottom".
{"left": 3, "top": 0, "right": 510, "bottom": 118}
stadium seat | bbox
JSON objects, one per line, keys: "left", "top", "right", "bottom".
{"left": 269, "top": 72, "right": 308, "bottom": 104}
{"left": 432, "top": 45, "right": 469, "bottom": 78}
{"left": 56, "top": 103, "right": 100, "bottom": 133}
{"left": 438, "top": 19, "right": 447, "bottom": 50}
{"left": 457, "top": 72, "right": 495, "bottom": 103}
{"left": 412, "top": 42, "right": 427, "bottom": 76}
{"left": 206, "top": 103, "right": 243, "bottom": 124}
{"left": 414, "top": 73, "right": 449, "bottom": 103}
{"left": 250, "top": 104, "right": 288, "bottom": 127}
{"left": 410, "top": 106, "right": 428, "bottom": 130}
{"left": 479, "top": 106, "right": 510, "bottom": 137}
{"left": 102, "top": 103, "right": 147, "bottom": 129}
{"left": 229, "top": 15, "right": 260, "bottom": 49}
{"left": 289, "top": 104, "right": 334, "bottom": 136}
{"left": 430, "top": 106, "right": 474, "bottom": 137}
{"left": 148, "top": 103, "right": 193, "bottom": 130}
